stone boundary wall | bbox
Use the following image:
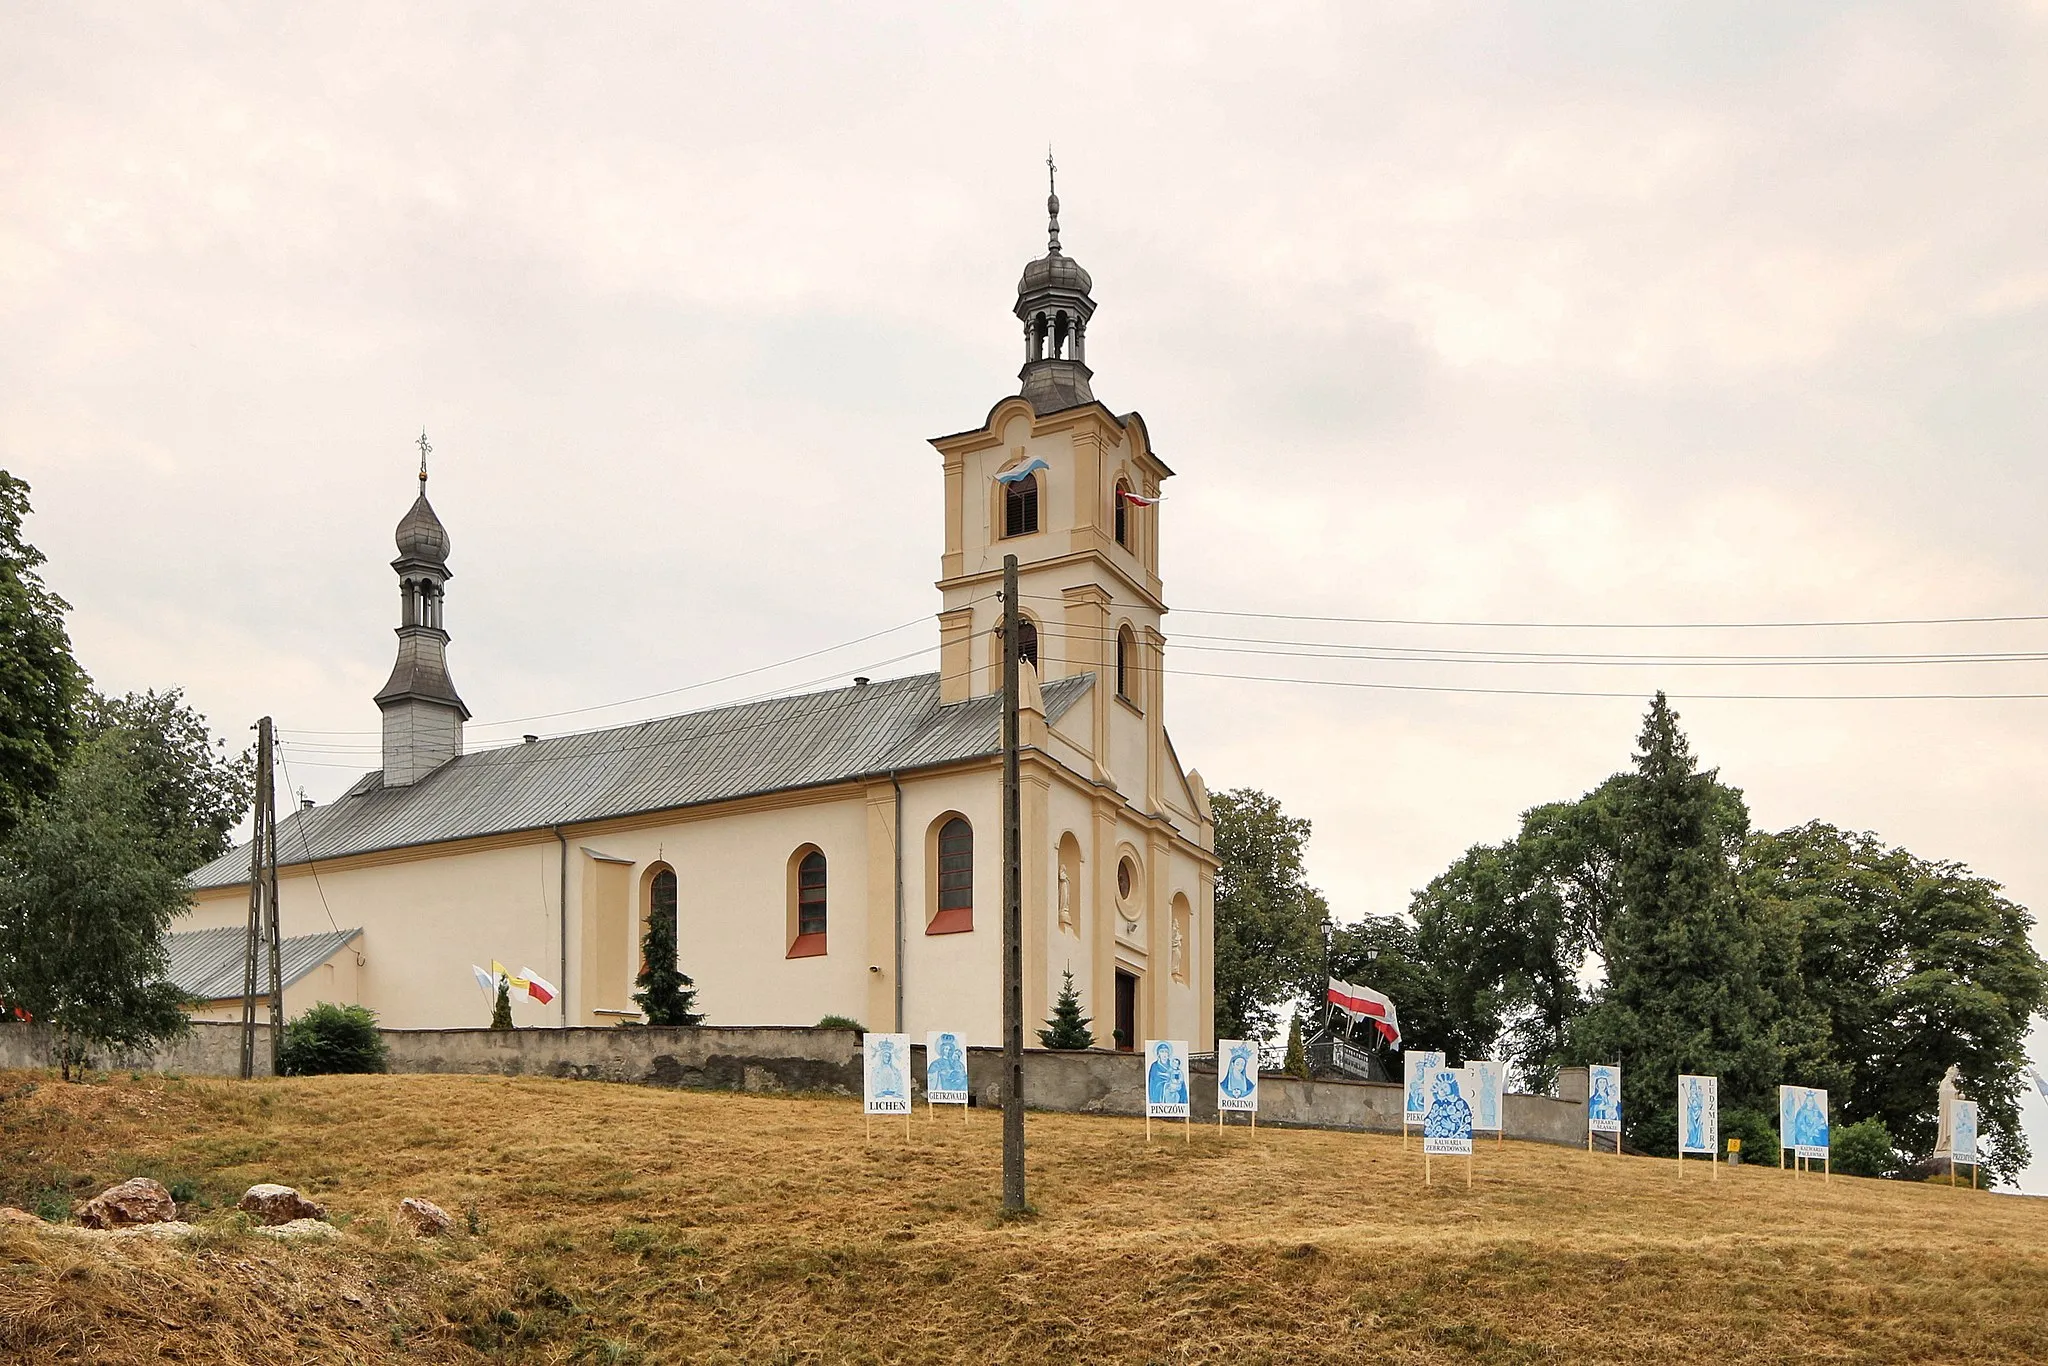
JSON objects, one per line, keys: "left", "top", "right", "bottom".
{"left": 0, "top": 1022, "right": 1589, "bottom": 1149}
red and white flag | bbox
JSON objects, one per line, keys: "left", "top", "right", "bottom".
{"left": 1117, "top": 487, "right": 1164, "bottom": 506}
{"left": 1326, "top": 978, "right": 1401, "bottom": 1045}
{"left": 519, "top": 968, "right": 557, "bottom": 1006}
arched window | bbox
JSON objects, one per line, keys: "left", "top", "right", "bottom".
{"left": 1004, "top": 472, "right": 1040, "bottom": 537}
{"left": 929, "top": 816, "right": 974, "bottom": 934}
{"left": 1016, "top": 617, "right": 1038, "bottom": 668}
{"left": 787, "top": 846, "right": 827, "bottom": 957}
{"left": 798, "top": 851, "right": 827, "bottom": 936}
{"left": 645, "top": 866, "right": 678, "bottom": 973}
{"left": 1114, "top": 479, "right": 1131, "bottom": 548}
{"left": 1116, "top": 625, "right": 1136, "bottom": 701}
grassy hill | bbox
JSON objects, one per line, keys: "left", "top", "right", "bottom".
{"left": 1, "top": 1069, "right": 2042, "bottom": 1364}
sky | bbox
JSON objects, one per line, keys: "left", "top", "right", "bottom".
{"left": 3, "top": 2, "right": 2045, "bottom": 1184}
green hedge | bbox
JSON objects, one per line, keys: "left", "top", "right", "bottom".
{"left": 278, "top": 1002, "right": 390, "bottom": 1076}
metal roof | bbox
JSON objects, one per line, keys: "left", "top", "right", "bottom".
{"left": 165, "top": 924, "right": 363, "bottom": 1003}
{"left": 190, "top": 670, "right": 1093, "bottom": 890}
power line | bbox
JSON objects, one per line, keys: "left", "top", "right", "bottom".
{"left": 272, "top": 741, "right": 346, "bottom": 938}
{"left": 1164, "top": 605, "right": 2048, "bottom": 631}
{"left": 279, "top": 612, "right": 937, "bottom": 737}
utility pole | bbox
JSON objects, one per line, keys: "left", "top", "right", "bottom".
{"left": 239, "top": 719, "right": 279, "bottom": 1079}
{"left": 1000, "top": 554, "right": 1026, "bottom": 1213}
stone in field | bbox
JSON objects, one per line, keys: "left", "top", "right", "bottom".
{"left": 252, "top": 1218, "right": 337, "bottom": 1240}
{"left": 0, "top": 1207, "right": 42, "bottom": 1226}
{"left": 74, "top": 1178, "right": 177, "bottom": 1229}
{"left": 397, "top": 1197, "right": 453, "bottom": 1237}
{"left": 238, "top": 1184, "right": 328, "bottom": 1226}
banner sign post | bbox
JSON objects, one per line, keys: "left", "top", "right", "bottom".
{"left": 1403, "top": 1051, "right": 1445, "bottom": 1150}
{"left": 1678, "top": 1075, "right": 1719, "bottom": 1182}
{"left": 1216, "top": 1039, "right": 1259, "bottom": 1131}
{"left": 864, "top": 1032, "right": 912, "bottom": 1140}
{"left": 1144, "top": 1039, "right": 1191, "bottom": 1144}
{"left": 1587, "top": 1064, "right": 1622, "bottom": 1156}
{"left": 1778, "top": 1085, "right": 1830, "bottom": 1180}
{"left": 925, "top": 1031, "right": 971, "bottom": 1122}
{"left": 1470, "top": 1060, "right": 1506, "bottom": 1146}
{"left": 1423, "top": 1066, "right": 1476, "bottom": 1189}
{"left": 1950, "top": 1098, "right": 1979, "bottom": 1189}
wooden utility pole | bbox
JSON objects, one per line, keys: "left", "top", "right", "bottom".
{"left": 1000, "top": 554, "right": 1026, "bottom": 1213}
{"left": 239, "top": 719, "right": 279, "bottom": 1079}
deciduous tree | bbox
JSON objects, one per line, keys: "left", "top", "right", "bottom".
{"left": 0, "top": 473, "right": 82, "bottom": 842}
{"left": 1212, "top": 787, "right": 1330, "bottom": 1045}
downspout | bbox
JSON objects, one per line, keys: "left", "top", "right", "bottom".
{"left": 554, "top": 825, "right": 569, "bottom": 1025}
{"left": 891, "top": 771, "right": 905, "bottom": 1033}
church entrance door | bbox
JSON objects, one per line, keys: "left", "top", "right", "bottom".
{"left": 1114, "top": 969, "right": 1137, "bottom": 1052}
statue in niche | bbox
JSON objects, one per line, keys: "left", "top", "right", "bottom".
{"left": 1170, "top": 917, "right": 1185, "bottom": 980}
{"left": 1057, "top": 864, "right": 1073, "bottom": 933}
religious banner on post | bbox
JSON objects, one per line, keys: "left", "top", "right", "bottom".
{"left": 864, "top": 1033, "right": 912, "bottom": 1116}
{"left": 1423, "top": 1067, "right": 1476, "bottom": 1156}
{"left": 1217, "top": 1039, "right": 1260, "bottom": 1115}
{"left": 1587, "top": 1064, "right": 1623, "bottom": 1135}
{"left": 1779, "top": 1085, "right": 1830, "bottom": 1162}
{"left": 1144, "top": 1040, "right": 1191, "bottom": 1119}
{"left": 1403, "top": 1051, "right": 1445, "bottom": 1127}
{"left": 1679, "top": 1075, "right": 1719, "bottom": 1156}
{"left": 1469, "top": 1059, "right": 1506, "bottom": 1134}
{"left": 1952, "top": 1099, "right": 1979, "bottom": 1167}
{"left": 924, "top": 1031, "right": 970, "bottom": 1108}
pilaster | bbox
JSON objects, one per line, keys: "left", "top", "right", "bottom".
{"left": 864, "top": 782, "right": 899, "bottom": 1031}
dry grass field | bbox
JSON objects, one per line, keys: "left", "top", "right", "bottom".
{"left": 1, "top": 1069, "right": 2042, "bottom": 1364}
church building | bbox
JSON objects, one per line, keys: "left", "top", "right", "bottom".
{"left": 179, "top": 182, "right": 1218, "bottom": 1051}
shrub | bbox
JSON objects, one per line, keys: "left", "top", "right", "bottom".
{"left": 816, "top": 1015, "right": 864, "bottom": 1032}
{"left": 1720, "top": 1107, "right": 1779, "bottom": 1166}
{"left": 279, "top": 1002, "right": 390, "bottom": 1076}
{"left": 1831, "top": 1117, "right": 1898, "bottom": 1178}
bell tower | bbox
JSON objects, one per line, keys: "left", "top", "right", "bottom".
{"left": 929, "top": 164, "right": 1174, "bottom": 801}
{"left": 375, "top": 432, "right": 470, "bottom": 786}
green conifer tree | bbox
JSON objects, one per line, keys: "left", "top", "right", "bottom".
{"left": 634, "top": 900, "right": 703, "bottom": 1026}
{"left": 490, "top": 975, "right": 513, "bottom": 1030}
{"left": 1284, "top": 1014, "right": 1309, "bottom": 1078}
{"left": 1037, "top": 969, "right": 1094, "bottom": 1049}
{"left": 1567, "top": 693, "right": 1787, "bottom": 1153}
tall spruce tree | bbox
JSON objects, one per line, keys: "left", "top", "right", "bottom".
{"left": 490, "top": 975, "right": 513, "bottom": 1030}
{"left": 1037, "top": 969, "right": 1094, "bottom": 1049}
{"left": 634, "top": 901, "right": 702, "bottom": 1025}
{"left": 1566, "top": 693, "right": 1787, "bottom": 1153}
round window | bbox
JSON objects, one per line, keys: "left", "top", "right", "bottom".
{"left": 1117, "top": 857, "right": 1135, "bottom": 900}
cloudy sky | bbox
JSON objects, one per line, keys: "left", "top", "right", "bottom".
{"left": 5, "top": 3, "right": 2045, "bottom": 1180}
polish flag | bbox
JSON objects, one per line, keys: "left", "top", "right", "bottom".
{"left": 1117, "top": 487, "right": 1164, "bottom": 506}
{"left": 1326, "top": 978, "right": 1401, "bottom": 1045}
{"left": 520, "top": 969, "right": 557, "bottom": 1006}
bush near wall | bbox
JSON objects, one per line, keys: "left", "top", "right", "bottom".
{"left": 279, "top": 1003, "right": 390, "bottom": 1076}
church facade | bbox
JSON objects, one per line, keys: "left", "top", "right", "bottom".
{"left": 180, "top": 184, "right": 1218, "bottom": 1051}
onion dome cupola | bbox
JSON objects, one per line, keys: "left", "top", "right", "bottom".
{"left": 374, "top": 433, "right": 469, "bottom": 787}
{"left": 1014, "top": 152, "right": 1097, "bottom": 415}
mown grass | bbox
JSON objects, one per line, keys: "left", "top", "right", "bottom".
{"left": 1, "top": 1068, "right": 2042, "bottom": 1363}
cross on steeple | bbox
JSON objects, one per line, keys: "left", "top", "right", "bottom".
{"left": 1045, "top": 145, "right": 1061, "bottom": 255}
{"left": 417, "top": 429, "right": 432, "bottom": 485}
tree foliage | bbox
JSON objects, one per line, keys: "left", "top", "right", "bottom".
{"left": 0, "top": 733, "right": 190, "bottom": 1077}
{"left": 1211, "top": 787, "right": 1330, "bottom": 1045}
{"left": 1400, "top": 693, "right": 2048, "bottom": 1182}
{"left": 80, "top": 689, "right": 254, "bottom": 876}
{"left": 0, "top": 472, "right": 83, "bottom": 843}
{"left": 1037, "top": 969, "right": 1094, "bottom": 1049}
{"left": 1562, "top": 694, "right": 1790, "bottom": 1157}
{"left": 280, "top": 1002, "right": 390, "bottom": 1075}
{"left": 490, "top": 975, "right": 514, "bottom": 1030}
{"left": 1744, "top": 821, "right": 2045, "bottom": 1179}
{"left": 634, "top": 902, "right": 703, "bottom": 1026}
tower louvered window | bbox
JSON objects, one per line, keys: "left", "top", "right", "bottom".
{"left": 1004, "top": 473, "right": 1039, "bottom": 537}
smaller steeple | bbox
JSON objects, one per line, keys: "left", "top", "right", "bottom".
{"left": 375, "top": 432, "right": 469, "bottom": 786}
{"left": 1014, "top": 149, "right": 1097, "bottom": 415}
